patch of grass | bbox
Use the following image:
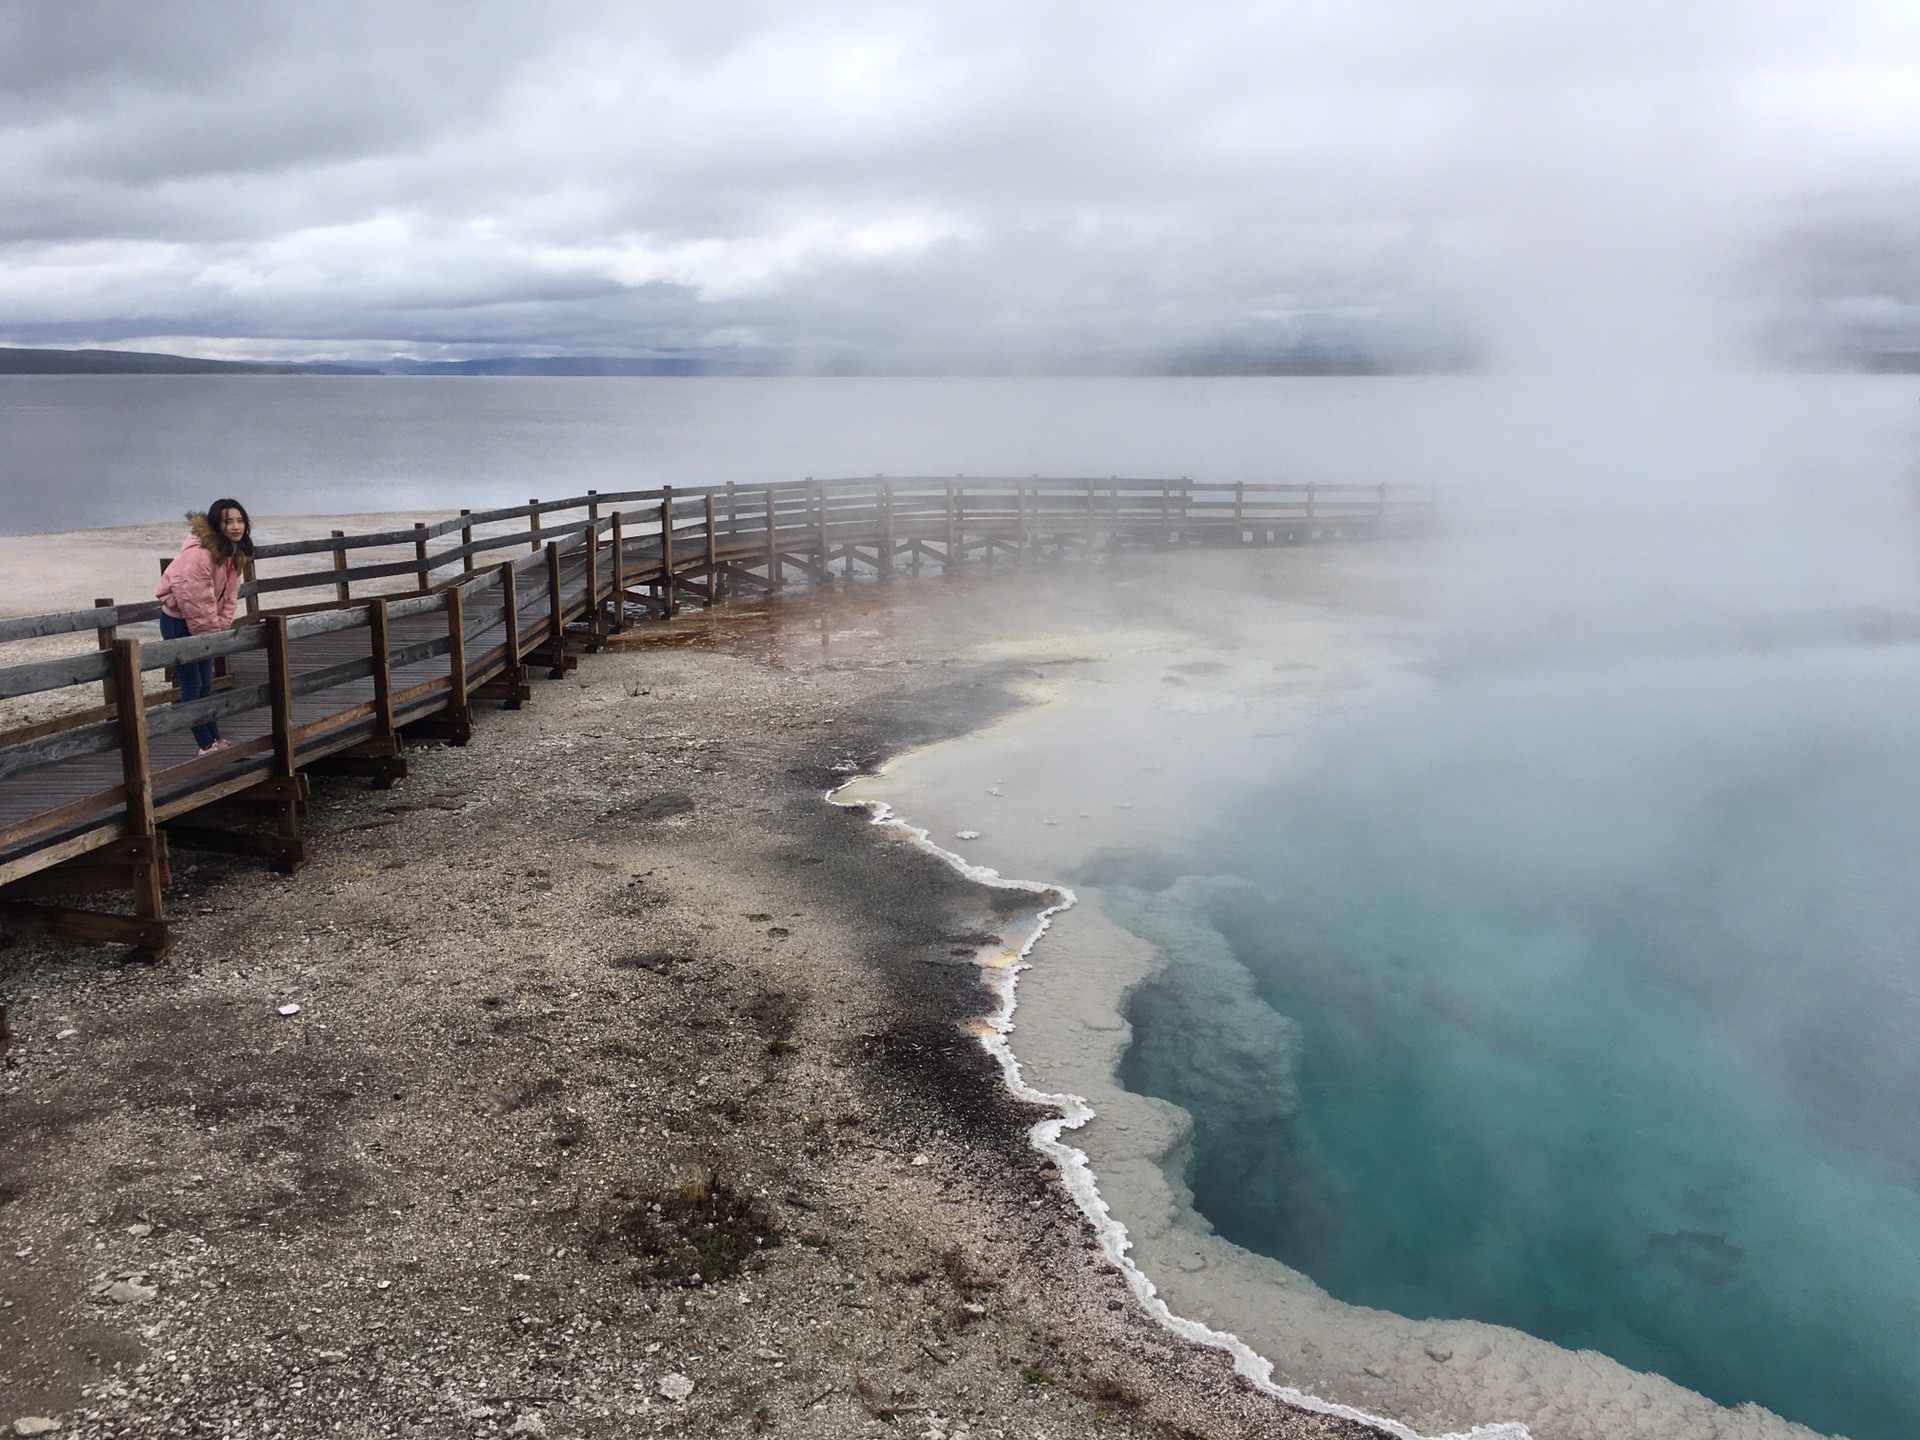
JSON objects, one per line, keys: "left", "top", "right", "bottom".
{"left": 589, "top": 1172, "right": 779, "bottom": 1286}
{"left": 1021, "top": 1365, "right": 1053, "bottom": 1386}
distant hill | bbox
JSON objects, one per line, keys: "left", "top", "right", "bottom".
{"left": 0, "top": 345, "right": 373, "bottom": 375}
{"left": 1, "top": 342, "right": 1482, "bottom": 378}
{"left": 381, "top": 356, "right": 707, "bottom": 376}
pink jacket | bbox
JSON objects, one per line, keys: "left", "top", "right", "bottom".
{"left": 156, "top": 513, "right": 243, "bottom": 635}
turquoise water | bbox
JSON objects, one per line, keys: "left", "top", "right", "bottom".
{"left": 1113, "top": 643, "right": 1920, "bottom": 1439}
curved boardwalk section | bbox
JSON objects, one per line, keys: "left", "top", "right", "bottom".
{"left": 0, "top": 475, "right": 1431, "bottom": 972}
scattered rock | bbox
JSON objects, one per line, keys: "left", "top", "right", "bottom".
{"left": 658, "top": 1372, "right": 694, "bottom": 1403}
{"left": 103, "top": 1279, "right": 156, "bottom": 1304}
{"left": 955, "top": 830, "right": 979, "bottom": 840}
{"left": 55, "top": 1029, "right": 77, "bottom": 1041}
{"left": 124, "top": 1223, "right": 152, "bottom": 1238}
{"left": 910, "top": 1153, "right": 929, "bottom": 1166}
{"left": 505, "top": 1414, "right": 547, "bottom": 1436}
{"left": 276, "top": 1004, "right": 301, "bottom": 1017}
{"left": 13, "top": 1420, "right": 62, "bottom": 1437}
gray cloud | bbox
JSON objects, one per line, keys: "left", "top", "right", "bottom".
{"left": 2, "top": 0, "right": 1917, "bottom": 365}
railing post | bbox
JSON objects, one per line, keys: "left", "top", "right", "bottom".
{"left": 110, "top": 638, "right": 167, "bottom": 956}
{"left": 583, "top": 520, "right": 603, "bottom": 647}
{"left": 1015, "top": 481, "right": 1028, "bottom": 564}
{"left": 331, "top": 530, "right": 350, "bottom": 603}
{"left": 445, "top": 586, "right": 470, "bottom": 731}
{"left": 1160, "top": 482, "right": 1172, "bottom": 547}
{"left": 881, "top": 482, "right": 895, "bottom": 579}
{"left": 497, "top": 562, "right": 524, "bottom": 704}
{"left": 242, "top": 559, "right": 260, "bottom": 617}
{"left": 588, "top": 489, "right": 599, "bottom": 523}
{"left": 528, "top": 498, "right": 542, "bottom": 553}
{"left": 661, "top": 486, "right": 677, "bottom": 618}
{"left": 263, "top": 614, "right": 309, "bottom": 869}
{"left": 609, "top": 511, "right": 626, "bottom": 631}
{"left": 460, "top": 509, "right": 475, "bottom": 574}
{"left": 946, "top": 482, "right": 961, "bottom": 570}
{"left": 765, "top": 486, "right": 781, "bottom": 591}
{"left": 1234, "top": 482, "right": 1245, "bottom": 542}
{"left": 265, "top": 616, "right": 296, "bottom": 780}
{"left": 704, "top": 493, "right": 718, "bottom": 605}
{"left": 369, "top": 598, "right": 395, "bottom": 744}
{"left": 414, "top": 522, "right": 430, "bottom": 592}
{"left": 1085, "top": 480, "right": 1096, "bottom": 557}
{"left": 545, "top": 541, "right": 569, "bottom": 675}
{"left": 815, "top": 479, "right": 829, "bottom": 584}
{"left": 95, "top": 598, "right": 118, "bottom": 708}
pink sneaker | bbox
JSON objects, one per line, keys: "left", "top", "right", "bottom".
{"left": 197, "top": 739, "right": 232, "bottom": 756}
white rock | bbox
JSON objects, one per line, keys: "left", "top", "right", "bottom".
{"left": 13, "top": 1420, "right": 62, "bottom": 1437}
{"left": 276, "top": 1004, "right": 301, "bottom": 1017}
{"left": 658, "top": 1372, "right": 695, "bottom": 1403}
{"left": 125, "top": 1223, "right": 152, "bottom": 1238}
{"left": 910, "top": 1154, "right": 929, "bottom": 1166}
{"left": 955, "top": 830, "right": 979, "bottom": 841}
{"left": 505, "top": 1414, "right": 547, "bottom": 1436}
{"left": 103, "top": 1280, "right": 156, "bottom": 1304}
{"left": 55, "top": 1030, "right": 77, "bottom": 1041}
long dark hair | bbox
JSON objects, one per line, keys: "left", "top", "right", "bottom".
{"left": 207, "top": 498, "right": 255, "bottom": 561}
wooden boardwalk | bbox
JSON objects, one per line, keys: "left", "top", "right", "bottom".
{"left": 0, "top": 475, "right": 1432, "bottom": 964}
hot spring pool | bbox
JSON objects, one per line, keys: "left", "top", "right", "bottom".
{"left": 1114, "top": 642, "right": 1920, "bottom": 1440}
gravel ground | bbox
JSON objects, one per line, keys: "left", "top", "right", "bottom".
{"left": 0, "top": 573, "right": 1382, "bottom": 1440}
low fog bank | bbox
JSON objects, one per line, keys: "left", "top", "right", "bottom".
{"left": 1397, "top": 368, "right": 1920, "bottom": 677}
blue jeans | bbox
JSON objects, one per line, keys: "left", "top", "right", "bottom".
{"left": 159, "top": 612, "right": 220, "bottom": 748}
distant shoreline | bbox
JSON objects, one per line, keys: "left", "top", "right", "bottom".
{"left": 7, "top": 341, "right": 1919, "bottom": 377}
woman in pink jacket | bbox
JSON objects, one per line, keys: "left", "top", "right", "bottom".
{"left": 155, "top": 498, "right": 253, "bottom": 754}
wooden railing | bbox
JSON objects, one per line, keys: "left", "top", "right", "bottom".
{"left": 0, "top": 474, "right": 1432, "bottom": 967}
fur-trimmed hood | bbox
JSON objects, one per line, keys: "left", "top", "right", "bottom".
{"left": 185, "top": 510, "right": 248, "bottom": 564}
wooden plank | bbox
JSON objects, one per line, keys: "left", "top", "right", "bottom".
{"left": 414, "top": 523, "right": 431, "bottom": 592}
{"left": 0, "top": 701, "right": 119, "bottom": 751}
{"left": 0, "top": 783, "right": 125, "bottom": 851}
{"left": 0, "top": 823, "right": 130, "bottom": 890}
{"left": 766, "top": 487, "right": 781, "bottom": 590}
{"left": 390, "top": 674, "right": 454, "bottom": 707}
{"left": 331, "top": 530, "right": 351, "bottom": 603}
{"left": 0, "top": 647, "right": 115, "bottom": 702}
{"left": 497, "top": 563, "right": 524, "bottom": 701}
{"left": 661, "top": 489, "right": 677, "bottom": 617}
{"left": 265, "top": 617, "right": 296, "bottom": 779}
{"left": 369, "top": 597, "right": 396, "bottom": 741}
{"left": 704, "top": 493, "right": 719, "bottom": 604}
{"left": 290, "top": 702, "right": 377, "bottom": 744}
{"left": 529, "top": 498, "right": 542, "bottom": 553}
{"left": 95, "top": 596, "right": 118, "bottom": 706}
{"left": 0, "top": 899, "right": 167, "bottom": 949}
{"left": 109, "top": 638, "right": 166, "bottom": 951}
{"left": 583, "top": 523, "right": 602, "bottom": 646}
{"left": 544, "top": 542, "right": 569, "bottom": 675}
{"left": 446, "top": 586, "right": 469, "bottom": 712}
{"left": 609, "top": 512, "right": 625, "bottom": 632}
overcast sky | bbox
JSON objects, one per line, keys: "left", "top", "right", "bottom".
{"left": 2, "top": 0, "right": 1917, "bottom": 366}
